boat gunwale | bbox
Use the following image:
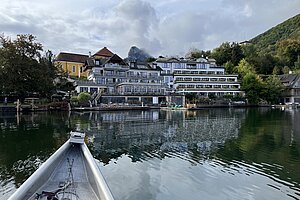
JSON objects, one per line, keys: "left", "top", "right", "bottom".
{"left": 8, "top": 138, "right": 114, "bottom": 200}
{"left": 8, "top": 140, "right": 71, "bottom": 200}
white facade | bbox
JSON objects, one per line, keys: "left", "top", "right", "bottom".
{"left": 155, "top": 57, "right": 242, "bottom": 97}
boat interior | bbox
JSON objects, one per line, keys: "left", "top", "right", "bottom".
{"left": 29, "top": 144, "right": 100, "bottom": 200}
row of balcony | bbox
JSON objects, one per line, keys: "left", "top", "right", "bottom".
{"left": 174, "top": 78, "right": 237, "bottom": 83}
{"left": 177, "top": 85, "right": 240, "bottom": 89}
{"left": 91, "top": 73, "right": 160, "bottom": 79}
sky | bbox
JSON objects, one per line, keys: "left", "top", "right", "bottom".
{"left": 1, "top": 0, "right": 300, "bottom": 58}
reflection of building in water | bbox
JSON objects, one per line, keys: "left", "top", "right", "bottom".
{"left": 289, "top": 109, "right": 300, "bottom": 142}
{"left": 75, "top": 110, "right": 244, "bottom": 163}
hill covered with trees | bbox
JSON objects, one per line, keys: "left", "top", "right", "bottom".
{"left": 250, "top": 13, "right": 300, "bottom": 56}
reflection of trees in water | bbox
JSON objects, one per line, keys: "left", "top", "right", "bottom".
{"left": 0, "top": 112, "right": 70, "bottom": 187}
{"left": 79, "top": 109, "right": 245, "bottom": 164}
{"left": 215, "top": 108, "right": 300, "bottom": 188}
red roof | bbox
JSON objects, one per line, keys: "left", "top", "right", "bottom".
{"left": 93, "top": 47, "right": 114, "bottom": 57}
{"left": 56, "top": 52, "right": 89, "bottom": 63}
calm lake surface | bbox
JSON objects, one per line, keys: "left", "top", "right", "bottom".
{"left": 1, "top": 108, "right": 300, "bottom": 200}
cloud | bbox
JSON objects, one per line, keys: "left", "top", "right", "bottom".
{"left": 88, "top": 0, "right": 161, "bottom": 57}
{"left": 0, "top": 0, "right": 300, "bottom": 58}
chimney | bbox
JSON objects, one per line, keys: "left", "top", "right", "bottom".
{"left": 89, "top": 51, "right": 91, "bottom": 57}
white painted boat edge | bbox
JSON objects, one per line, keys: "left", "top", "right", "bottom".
{"left": 8, "top": 139, "right": 71, "bottom": 200}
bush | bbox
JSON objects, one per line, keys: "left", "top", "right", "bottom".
{"left": 77, "top": 92, "right": 91, "bottom": 104}
{"left": 70, "top": 96, "right": 78, "bottom": 102}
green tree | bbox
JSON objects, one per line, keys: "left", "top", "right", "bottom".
{"left": 230, "top": 42, "right": 244, "bottom": 66}
{"left": 211, "top": 42, "right": 232, "bottom": 65}
{"left": 211, "top": 42, "right": 244, "bottom": 66}
{"left": 277, "top": 39, "right": 300, "bottom": 67}
{"left": 262, "top": 75, "right": 283, "bottom": 104}
{"left": 272, "top": 66, "right": 281, "bottom": 75}
{"left": 185, "top": 92, "right": 197, "bottom": 104}
{"left": 185, "top": 48, "right": 211, "bottom": 59}
{"left": 0, "top": 34, "right": 58, "bottom": 99}
{"left": 242, "top": 44, "right": 258, "bottom": 61}
{"left": 250, "top": 54, "right": 277, "bottom": 75}
{"left": 235, "top": 59, "right": 256, "bottom": 78}
{"left": 294, "top": 55, "right": 300, "bottom": 70}
{"left": 282, "top": 66, "right": 291, "bottom": 74}
{"left": 224, "top": 61, "right": 235, "bottom": 74}
{"left": 77, "top": 92, "right": 91, "bottom": 104}
{"left": 241, "top": 72, "right": 264, "bottom": 104}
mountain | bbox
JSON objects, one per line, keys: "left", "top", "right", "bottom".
{"left": 127, "top": 46, "right": 152, "bottom": 62}
{"left": 250, "top": 14, "right": 300, "bottom": 55}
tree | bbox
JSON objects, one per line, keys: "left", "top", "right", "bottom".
{"left": 185, "top": 92, "right": 197, "bottom": 104}
{"left": 211, "top": 42, "right": 244, "bottom": 66}
{"left": 185, "top": 48, "right": 211, "bottom": 59}
{"left": 77, "top": 92, "right": 91, "bottom": 104}
{"left": 262, "top": 75, "right": 283, "bottom": 104}
{"left": 230, "top": 42, "right": 244, "bottom": 66}
{"left": 277, "top": 39, "right": 300, "bottom": 67}
{"left": 235, "top": 59, "right": 256, "bottom": 78}
{"left": 211, "top": 42, "right": 232, "bottom": 65}
{"left": 224, "top": 61, "right": 235, "bottom": 74}
{"left": 250, "top": 54, "right": 277, "bottom": 75}
{"left": 241, "top": 72, "right": 264, "bottom": 104}
{"left": 0, "top": 34, "right": 58, "bottom": 99}
{"left": 294, "top": 55, "right": 300, "bottom": 70}
{"left": 282, "top": 66, "right": 291, "bottom": 74}
{"left": 272, "top": 66, "right": 281, "bottom": 75}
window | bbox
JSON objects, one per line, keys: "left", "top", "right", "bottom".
{"left": 184, "top": 78, "right": 192, "bottom": 81}
{"left": 90, "top": 88, "right": 98, "bottom": 93}
{"left": 72, "top": 66, "right": 76, "bottom": 73}
{"left": 95, "top": 60, "right": 100, "bottom": 66}
{"left": 80, "top": 67, "right": 83, "bottom": 73}
{"left": 80, "top": 87, "right": 88, "bottom": 93}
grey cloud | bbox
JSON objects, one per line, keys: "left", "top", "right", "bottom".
{"left": 85, "top": 0, "right": 161, "bottom": 57}
{"left": 1, "top": 0, "right": 300, "bottom": 58}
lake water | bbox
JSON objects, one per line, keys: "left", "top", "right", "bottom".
{"left": 1, "top": 108, "right": 300, "bottom": 200}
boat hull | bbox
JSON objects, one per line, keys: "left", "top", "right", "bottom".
{"left": 9, "top": 140, "right": 114, "bottom": 200}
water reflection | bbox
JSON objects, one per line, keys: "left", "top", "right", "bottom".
{"left": 0, "top": 112, "right": 70, "bottom": 194}
{"left": 69, "top": 109, "right": 244, "bottom": 165}
{"left": 1, "top": 109, "right": 300, "bottom": 199}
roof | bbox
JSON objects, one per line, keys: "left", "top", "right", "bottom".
{"left": 106, "top": 54, "right": 127, "bottom": 65}
{"left": 93, "top": 47, "right": 114, "bottom": 57}
{"left": 129, "top": 62, "right": 163, "bottom": 71}
{"left": 278, "top": 73, "right": 300, "bottom": 87}
{"left": 84, "top": 54, "right": 127, "bottom": 71}
{"left": 56, "top": 52, "right": 89, "bottom": 63}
